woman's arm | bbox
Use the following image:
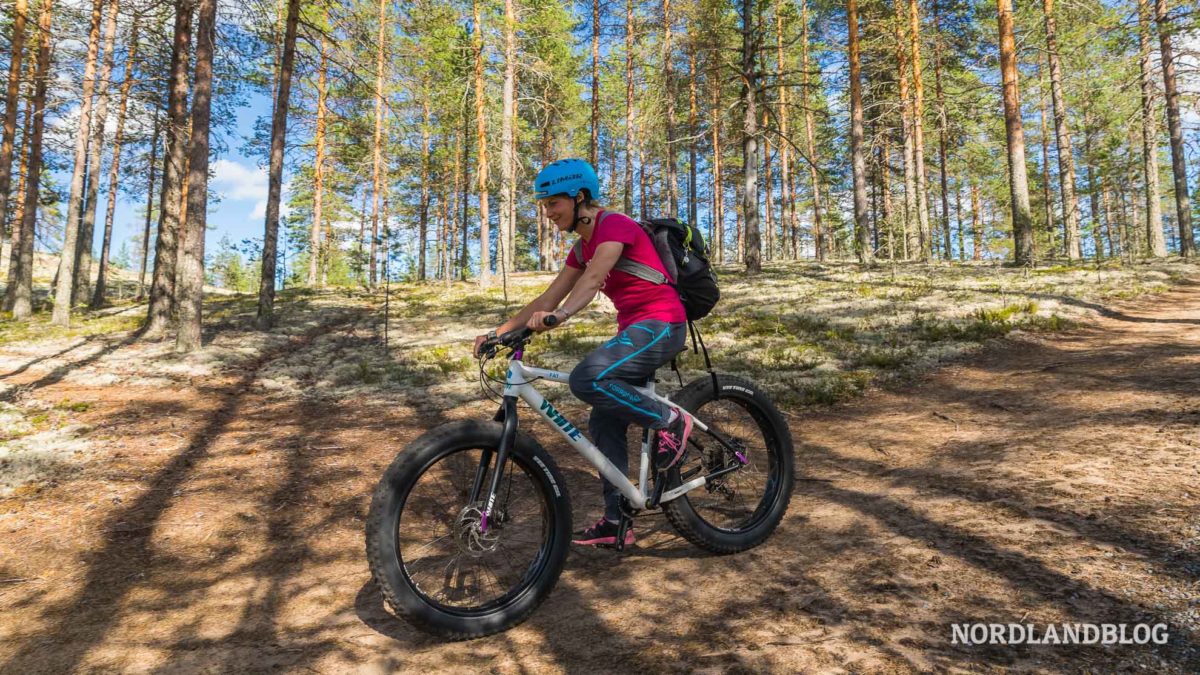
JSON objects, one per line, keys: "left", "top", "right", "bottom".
{"left": 488, "top": 264, "right": 584, "bottom": 336}
{"left": 526, "top": 241, "right": 623, "bottom": 331}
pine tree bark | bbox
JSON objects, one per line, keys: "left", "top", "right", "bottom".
{"left": 907, "top": 0, "right": 931, "bottom": 259}
{"left": 688, "top": 45, "right": 698, "bottom": 227}
{"left": 773, "top": 7, "right": 792, "bottom": 260}
{"left": 255, "top": 0, "right": 298, "bottom": 329}
{"left": 894, "top": 1, "right": 916, "bottom": 260}
{"left": 92, "top": 13, "right": 140, "bottom": 309}
{"left": 1042, "top": 0, "right": 1082, "bottom": 260}
{"left": 418, "top": 99, "right": 431, "bottom": 280}
{"left": 848, "top": 0, "right": 872, "bottom": 264}
{"left": 801, "top": 0, "right": 824, "bottom": 261}
{"left": 3, "top": 51, "right": 36, "bottom": 297}
{"left": 138, "top": 109, "right": 161, "bottom": 299}
{"left": 954, "top": 178, "right": 965, "bottom": 260}
{"left": 145, "top": 0, "right": 193, "bottom": 336}
{"left": 4, "top": 0, "right": 51, "bottom": 319}
{"left": 996, "top": 0, "right": 1035, "bottom": 265}
{"left": 473, "top": 0, "right": 491, "bottom": 283}
{"left": 1154, "top": 0, "right": 1193, "bottom": 257}
{"left": 175, "top": 0, "right": 216, "bottom": 352}
{"left": 590, "top": 0, "right": 600, "bottom": 167}
{"left": 663, "top": 0, "right": 678, "bottom": 215}
{"left": 309, "top": 24, "right": 328, "bottom": 286}
{"left": 624, "top": 0, "right": 635, "bottom": 215}
{"left": 74, "top": 0, "right": 121, "bottom": 306}
{"left": 881, "top": 137, "right": 894, "bottom": 259}
{"left": 499, "top": 0, "right": 516, "bottom": 275}
{"left": 971, "top": 182, "right": 983, "bottom": 260}
{"left": 1084, "top": 126, "right": 1103, "bottom": 260}
{"left": 740, "top": 0, "right": 761, "bottom": 273}
{"left": 1037, "top": 56, "right": 1055, "bottom": 257}
{"left": 932, "top": 1, "right": 951, "bottom": 260}
{"left": 51, "top": 0, "right": 105, "bottom": 326}
{"left": 1137, "top": 0, "right": 1166, "bottom": 257}
{"left": 710, "top": 56, "right": 724, "bottom": 264}
{"left": 368, "top": 0, "right": 388, "bottom": 287}
{"left": 0, "top": 0, "right": 28, "bottom": 231}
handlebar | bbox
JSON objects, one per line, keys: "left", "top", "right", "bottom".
{"left": 479, "top": 314, "right": 559, "bottom": 358}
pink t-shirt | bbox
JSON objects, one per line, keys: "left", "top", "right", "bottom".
{"left": 566, "top": 210, "right": 687, "bottom": 330}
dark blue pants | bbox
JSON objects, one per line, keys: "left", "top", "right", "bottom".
{"left": 569, "top": 320, "right": 687, "bottom": 521}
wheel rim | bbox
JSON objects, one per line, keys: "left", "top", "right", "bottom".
{"left": 395, "top": 447, "right": 554, "bottom": 614}
{"left": 675, "top": 394, "right": 782, "bottom": 532}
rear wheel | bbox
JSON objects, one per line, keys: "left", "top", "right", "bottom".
{"left": 366, "top": 420, "right": 572, "bottom": 639}
{"left": 661, "top": 374, "right": 795, "bottom": 553}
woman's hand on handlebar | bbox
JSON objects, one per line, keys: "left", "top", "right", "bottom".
{"left": 473, "top": 334, "right": 492, "bottom": 358}
{"left": 527, "top": 311, "right": 562, "bottom": 332}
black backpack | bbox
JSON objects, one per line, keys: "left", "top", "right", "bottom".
{"left": 572, "top": 212, "right": 720, "bottom": 321}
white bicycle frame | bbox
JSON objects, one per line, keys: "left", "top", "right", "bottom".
{"left": 502, "top": 354, "right": 716, "bottom": 509}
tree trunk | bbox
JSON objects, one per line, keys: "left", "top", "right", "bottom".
{"left": 255, "top": 0, "right": 298, "bottom": 329}
{"left": 499, "top": 0, "right": 515, "bottom": 275}
{"left": 1137, "top": 0, "right": 1166, "bottom": 257}
{"left": 710, "top": 57, "right": 724, "bottom": 264}
{"left": 473, "top": 0, "right": 491, "bottom": 283}
{"left": 1102, "top": 178, "right": 1119, "bottom": 259}
{"left": 908, "top": 0, "right": 931, "bottom": 259}
{"left": 459, "top": 96, "right": 471, "bottom": 280}
{"left": 92, "top": 12, "right": 140, "bottom": 309}
{"left": 801, "top": 0, "right": 824, "bottom": 261}
{"left": 1154, "top": 0, "right": 1193, "bottom": 257}
{"left": 1084, "top": 127, "right": 1103, "bottom": 260}
{"left": 73, "top": 0, "right": 121, "bottom": 306}
{"left": 1042, "top": 0, "right": 1082, "bottom": 260}
{"left": 688, "top": 45, "right": 698, "bottom": 228}
{"left": 4, "top": 0, "right": 51, "bottom": 319}
{"left": 894, "top": 1, "right": 916, "bottom": 260}
{"left": 368, "top": 0, "right": 388, "bottom": 287}
{"left": 0, "top": 0, "right": 28, "bottom": 231}
{"left": 762, "top": 108, "right": 773, "bottom": 261}
{"left": 309, "top": 24, "right": 328, "bottom": 286}
{"left": 3, "top": 51, "right": 36, "bottom": 300}
{"left": 175, "top": 0, "right": 216, "bottom": 352}
{"left": 774, "top": 4, "right": 791, "bottom": 260}
{"left": 590, "top": 0, "right": 600, "bottom": 167}
{"left": 971, "top": 182, "right": 983, "bottom": 260}
{"left": 145, "top": 0, "right": 193, "bottom": 336}
{"left": 1037, "top": 55, "right": 1055, "bottom": 257}
{"left": 50, "top": 0, "right": 106, "bottom": 326}
{"left": 932, "top": 0, "right": 951, "bottom": 261}
{"left": 955, "top": 178, "right": 965, "bottom": 260}
{"left": 138, "top": 109, "right": 161, "bottom": 299}
{"left": 624, "top": 0, "right": 635, "bottom": 215}
{"left": 881, "top": 136, "right": 894, "bottom": 259}
{"left": 848, "top": 0, "right": 872, "bottom": 264}
{"left": 418, "top": 100, "right": 432, "bottom": 281}
{"left": 740, "top": 0, "right": 761, "bottom": 273}
{"left": 663, "top": 0, "right": 678, "bottom": 215}
{"left": 996, "top": 0, "right": 1034, "bottom": 266}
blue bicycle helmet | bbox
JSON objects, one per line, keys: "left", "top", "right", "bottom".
{"left": 533, "top": 159, "right": 601, "bottom": 201}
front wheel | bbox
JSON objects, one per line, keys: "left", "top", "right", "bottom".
{"left": 366, "top": 420, "right": 572, "bottom": 639}
{"left": 661, "top": 374, "right": 795, "bottom": 553}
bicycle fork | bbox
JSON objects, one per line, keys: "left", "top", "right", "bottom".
{"left": 472, "top": 395, "right": 520, "bottom": 534}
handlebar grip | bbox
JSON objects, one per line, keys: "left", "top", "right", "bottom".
{"left": 543, "top": 313, "right": 559, "bottom": 327}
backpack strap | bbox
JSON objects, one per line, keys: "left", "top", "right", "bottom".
{"left": 573, "top": 210, "right": 670, "bottom": 285}
{"left": 571, "top": 210, "right": 614, "bottom": 267}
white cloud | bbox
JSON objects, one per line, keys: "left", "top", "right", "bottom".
{"left": 211, "top": 159, "right": 268, "bottom": 202}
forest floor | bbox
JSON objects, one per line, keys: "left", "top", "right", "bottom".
{"left": 0, "top": 260, "right": 1197, "bottom": 673}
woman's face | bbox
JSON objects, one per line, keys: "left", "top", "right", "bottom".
{"left": 540, "top": 195, "right": 577, "bottom": 232}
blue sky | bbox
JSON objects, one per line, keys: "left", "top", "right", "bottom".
{"left": 76, "top": 91, "right": 280, "bottom": 265}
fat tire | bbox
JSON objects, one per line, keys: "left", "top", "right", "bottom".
{"left": 366, "top": 420, "right": 572, "bottom": 639}
{"left": 661, "top": 374, "right": 795, "bottom": 553}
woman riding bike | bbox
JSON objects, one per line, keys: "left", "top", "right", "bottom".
{"left": 472, "top": 158, "right": 690, "bottom": 548}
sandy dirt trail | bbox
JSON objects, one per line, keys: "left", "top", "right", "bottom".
{"left": 0, "top": 280, "right": 1197, "bottom": 673}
